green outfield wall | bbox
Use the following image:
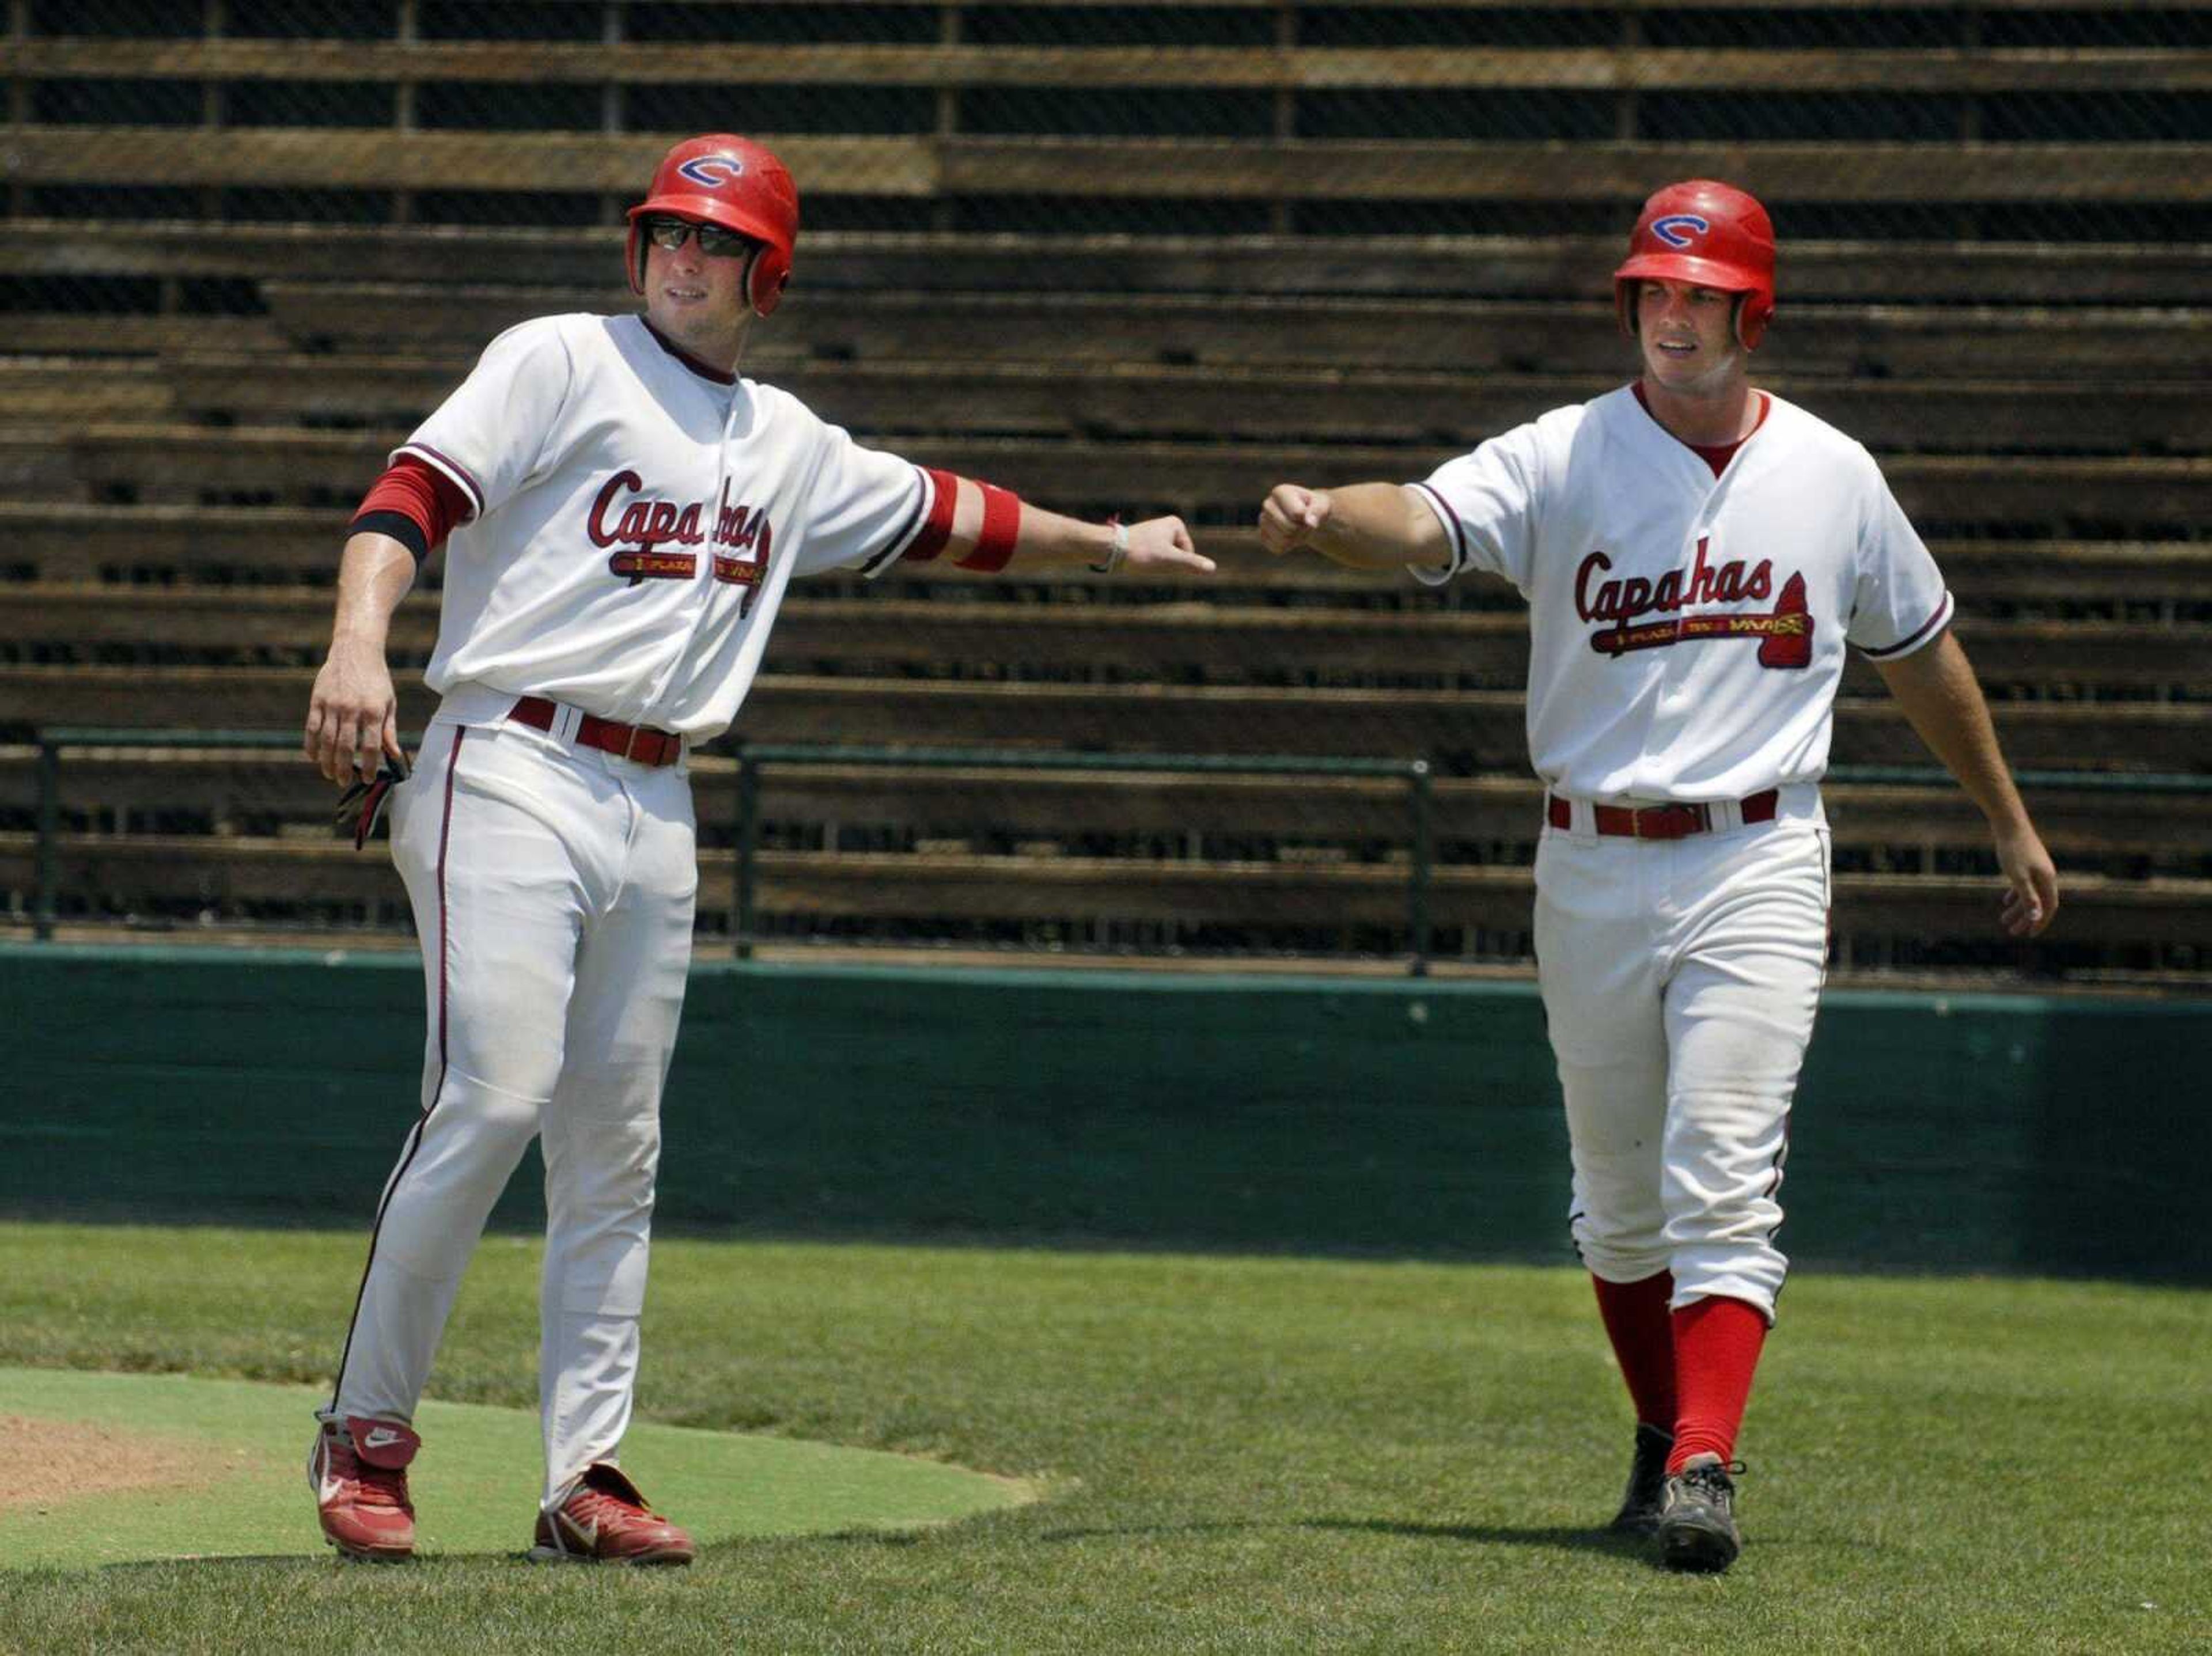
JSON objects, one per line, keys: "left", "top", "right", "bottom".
{"left": 1, "top": 946, "right": 2203, "bottom": 1283}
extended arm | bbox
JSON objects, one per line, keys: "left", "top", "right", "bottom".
{"left": 1256, "top": 482, "right": 1452, "bottom": 573}
{"left": 304, "top": 532, "right": 418, "bottom": 783}
{"left": 1872, "top": 630, "right": 2058, "bottom": 938}
{"left": 1002, "top": 501, "right": 1213, "bottom": 575}
{"left": 910, "top": 470, "right": 1213, "bottom": 577}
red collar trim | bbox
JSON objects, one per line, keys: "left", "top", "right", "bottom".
{"left": 641, "top": 318, "right": 737, "bottom": 385}
{"left": 1631, "top": 383, "right": 1769, "bottom": 479}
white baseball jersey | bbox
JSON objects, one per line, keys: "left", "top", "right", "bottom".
{"left": 1410, "top": 386, "right": 1952, "bottom": 802}
{"left": 396, "top": 312, "right": 933, "bottom": 737}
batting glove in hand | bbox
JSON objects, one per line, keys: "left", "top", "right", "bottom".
{"left": 336, "top": 752, "right": 410, "bottom": 850}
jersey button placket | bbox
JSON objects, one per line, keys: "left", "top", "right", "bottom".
{"left": 1639, "top": 631, "right": 1694, "bottom": 800}
{"left": 638, "top": 430, "right": 727, "bottom": 722}
{"left": 1643, "top": 518, "right": 1713, "bottom": 779}
{"left": 701, "top": 391, "right": 751, "bottom": 628}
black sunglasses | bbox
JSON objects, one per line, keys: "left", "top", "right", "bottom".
{"left": 641, "top": 216, "right": 753, "bottom": 259}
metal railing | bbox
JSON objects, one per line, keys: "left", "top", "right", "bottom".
{"left": 1827, "top": 767, "right": 2212, "bottom": 795}
{"left": 25, "top": 728, "right": 2210, "bottom": 965}
{"left": 29, "top": 727, "right": 304, "bottom": 942}
{"left": 25, "top": 729, "right": 1439, "bottom": 969}
{"left": 730, "top": 744, "right": 1437, "bottom": 973}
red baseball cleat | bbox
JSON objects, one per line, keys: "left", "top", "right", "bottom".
{"left": 529, "top": 1463, "right": 696, "bottom": 1566}
{"left": 309, "top": 1414, "right": 421, "bottom": 1562}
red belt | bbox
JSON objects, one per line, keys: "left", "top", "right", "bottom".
{"left": 1547, "top": 789, "right": 1779, "bottom": 841}
{"left": 509, "top": 696, "right": 683, "bottom": 767}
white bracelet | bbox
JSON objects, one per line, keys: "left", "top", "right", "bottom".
{"left": 1088, "top": 520, "right": 1128, "bottom": 575}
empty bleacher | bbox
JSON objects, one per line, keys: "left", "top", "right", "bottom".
{"left": 2, "top": 1, "right": 2207, "bottom": 986}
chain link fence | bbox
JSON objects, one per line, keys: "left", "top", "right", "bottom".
{"left": 13, "top": 3, "right": 2210, "bottom": 235}
{"left": 2, "top": 1, "right": 2208, "bottom": 980}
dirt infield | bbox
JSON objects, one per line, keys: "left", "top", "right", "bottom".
{"left": 0, "top": 1413, "right": 222, "bottom": 1512}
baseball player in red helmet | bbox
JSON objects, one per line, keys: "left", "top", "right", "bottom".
{"left": 1257, "top": 180, "right": 2058, "bottom": 1572}
{"left": 301, "top": 133, "right": 1213, "bottom": 1565}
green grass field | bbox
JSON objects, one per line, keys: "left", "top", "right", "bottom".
{"left": 0, "top": 1223, "right": 2205, "bottom": 1654}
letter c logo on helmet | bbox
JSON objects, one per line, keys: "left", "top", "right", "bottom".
{"left": 676, "top": 156, "right": 745, "bottom": 189}
{"left": 1649, "top": 214, "right": 1710, "bottom": 250}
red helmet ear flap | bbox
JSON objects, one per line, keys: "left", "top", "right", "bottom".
{"left": 746, "top": 241, "right": 791, "bottom": 319}
{"left": 1733, "top": 291, "right": 1774, "bottom": 350}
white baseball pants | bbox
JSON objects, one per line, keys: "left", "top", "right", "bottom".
{"left": 329, "top": 713, "right": 697, "bottom": 1510}
{"left": 1535, "top": 795, "right": 1830, "bottom": 1322}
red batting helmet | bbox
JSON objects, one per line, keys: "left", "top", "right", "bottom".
{"left": 1613, "top": 179, "right": 1777, "bottom": 350}
{"left": 626, "top": 134, "right": 800, "bottom": 318}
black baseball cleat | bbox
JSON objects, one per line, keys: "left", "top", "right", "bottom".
{"left": 1608, "top": 1422, "right": 1675, "bottom": 1535}
{"left": 1657, "top": 1458, "right": 1744, "bottom": 1573}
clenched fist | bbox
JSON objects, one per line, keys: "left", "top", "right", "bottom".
{"left": 1257, "top": 484, "right": 1333, "bottom": 556}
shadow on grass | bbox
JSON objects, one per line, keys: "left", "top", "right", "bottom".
{"left": 1305, "top": 1517, "right": 1648, "bottom": 1559}
{"left": 997, "top": 1515, "right": 1649, "bottom": 1563}
{"left": 83, "top": 1522, "right": 1684, "bottom": 1575}
{"left": 96, "top": 1555, "right": 363, "bottom": 1577}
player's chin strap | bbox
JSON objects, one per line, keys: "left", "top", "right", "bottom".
{"left": 336, "top": 751, "right": 411, "bottom": 851}
{"left": 902, "top": 468, "right": 1024, "bottom": 573}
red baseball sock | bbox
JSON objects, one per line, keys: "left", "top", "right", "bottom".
{"left": 1668, "top": 1294, "right": 1770, "bottom": 1471}
{"left": 1590, "top": 1271, "right": 1676, "bottom": 1431}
